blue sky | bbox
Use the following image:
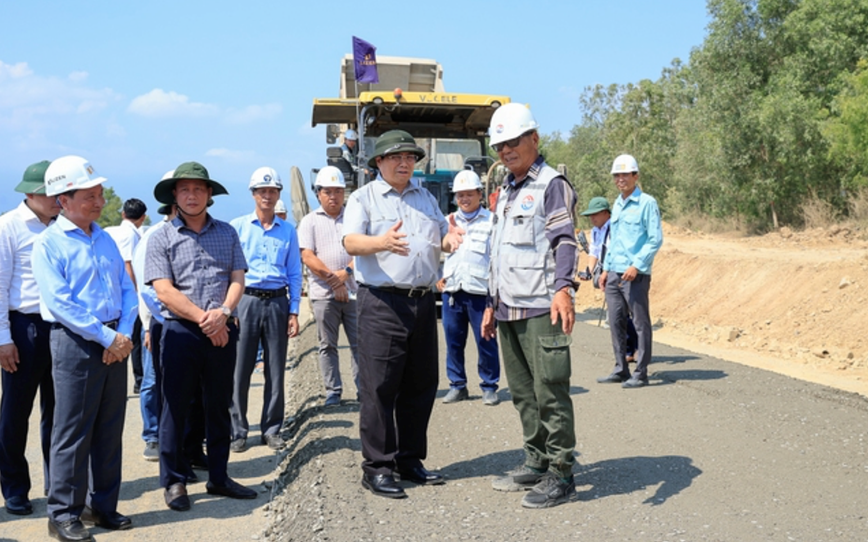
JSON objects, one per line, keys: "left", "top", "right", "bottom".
{"left": 1, "top": 0, "right": 710, "bottom": 222}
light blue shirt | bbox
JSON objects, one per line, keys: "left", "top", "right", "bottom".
{"left": 230, "top": 212, "right": 302, "bottom": 315}
{"left": 33, "top": 215, "right": 138, "bottom": 347}
{"left": 132, "top": 220, "right": 166, "bottom": 325}
{"left": 603, "top": 187, "right": 663, "bottom": 275}
{"left": 342, "top": 177, "right": 448, "bottom": 289}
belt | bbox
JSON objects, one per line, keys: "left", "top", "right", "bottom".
{"left": 365, "top": 284, "right": 432, "bottom": 298}
{"left": 244, "top": 287, "right": 287, "bottom": 300}
{"left": 51, "top": 319, "right": 118, "bottom": 331}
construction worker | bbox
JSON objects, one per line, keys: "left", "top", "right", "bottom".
{"left": 298, "top": 166, "right": 359, "bottom": 407}
{"left": 229, "top": 167, "right": 302, "bottom": 452}
{"left": 437, "top": 170, "right": 500, "bottom": 406}
{"left": 145, "top": 162, "right": 256, "bottom": 512}
{"left": 481, "top": 103, "right": 580, "bottom": 509}
{"left": 596, "top": 155, "right": 663, "bottom": 389}
{"left": 341, "top": 128, "right": 359, "bottom": 166}
{"left": 343, "top": 130, "right": 464, "bottom": 499}
{"left": 0, "top": 160, "right": 60, "bottom": 517}
{"left": 33, "top": 155, "right": 137, "bottom": 540}
{"left": 274, "top": 199, "right": 288, "bottom": 221}
{"left": 105, "top": 198, "right": 147, "bottom": 394}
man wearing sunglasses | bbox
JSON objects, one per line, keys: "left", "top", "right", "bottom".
{"left": 343, "top": 130, "right": 464, "bottom": 500}
{"left": 482, "top": 103, "right": 579, "bottom": 509}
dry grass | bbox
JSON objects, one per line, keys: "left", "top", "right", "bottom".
{"left": 848, "top": 188, "right": 868, "bottom": 226}
{"left": 800, "top": 190, "right": 842, "bottom": 229}
{"left": 668, "top": 211, "right": 750, "bottom": 236}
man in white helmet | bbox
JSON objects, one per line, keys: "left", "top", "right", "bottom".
{"left": 229, "top": 167, "right": 302, "bottom": 452}
{"left": 33, "top": 155, "right": 137, "bottom": 539}
{"left": 0, "top": 161, "right": 60, "bottom": 518}
{"left": 481, "top": 103, "right": 580, "bottom": 509}
{"left": 436, "top": 170, "right": 500, "bottom": 406}
{"left": 596, "top": 154, "right": 663, "bottom": 389}
{"left": 341, "top": 128, "right": 359, "bottom": 166}
{"left": 274, "top": 199, "right": 288, "bottom": 221}
{"left": 298, "top": 166, "right": 359, "bottom": 407}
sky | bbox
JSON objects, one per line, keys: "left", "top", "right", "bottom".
{"left": 0, "top": 0, "right": 711, "bottom": 222}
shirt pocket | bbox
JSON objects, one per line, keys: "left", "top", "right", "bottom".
{"left": 502, "top": 252, "right": 548, "bottom": 298}
{"left": 504, "top": 214, "right": 535, "bottom": 246}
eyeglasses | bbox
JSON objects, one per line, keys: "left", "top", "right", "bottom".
{"left": 492, "top": 132, "right": 531, "bottom": 152}
{"left": 384, "top": 153, "right": 418, "bottom": 164}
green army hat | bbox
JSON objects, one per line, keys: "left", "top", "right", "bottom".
{"left": 14, "top": 160, "right": 51, "bottom": 195}
{"left": 580, "top": 196, "right": 611, "bottom": 216}
{"left": 153, "top": 161, "right": 228, "bottom": 204}
{"left": 367, "top": 130, "right": 426, "bottom": 168}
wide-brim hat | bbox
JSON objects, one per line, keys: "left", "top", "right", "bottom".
{"left": 367, "top": 130, "right": 426, "bottom": 168}
{"left": 15, "top": 160, "right": 51, "bottom": 195}
{"left": 154, "top": 161, "right": 228, "bottom": 204}
{"left": 581, "top": 196, "right": 611, "bottom": 216}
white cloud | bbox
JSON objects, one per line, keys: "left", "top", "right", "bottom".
{"left": 205, "top": 148, "right": 257, "bottom": 162}
{"left": 225, "top": 103, "right": 282, "bottom": 124}
{"left": 68, "top": 71, "right": 88, "bottom": 82}
{"left": 127, "top": 89, "right": 219, "bottom": 118}
{"left": 0, "top": 61, "right": 33, "bottom": 79}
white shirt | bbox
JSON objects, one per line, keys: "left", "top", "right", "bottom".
{"left": 105, "top": 219, "right": 141, "bottom": 261}
{"left": 0, "top": 201, "right": 53, "bottom": 344}
{"left": 132, "top": 220, "right": 168, "bottom": 327}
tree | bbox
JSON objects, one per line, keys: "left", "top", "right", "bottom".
{"left": 97, "top": 187, "right": 123, "bottom": 229}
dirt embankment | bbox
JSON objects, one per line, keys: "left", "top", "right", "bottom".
{"left": 575, "top": 222, "right": 868, "bottom": 396}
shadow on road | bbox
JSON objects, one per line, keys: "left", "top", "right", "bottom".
{"left": 576, "top": 455, "right": 702, "bottom": 505}
{"left": 440, "top": 449, "right": 527, "bottom": 480}
{"left": 653, "top": 369, "right": 728, "bottom": 384}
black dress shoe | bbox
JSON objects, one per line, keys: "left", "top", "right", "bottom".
{"left": 48, "top": 518, "right": 93, "bottom": 542}
{"left": 165, "top": 482, "right": 190, "bottom": 511}
{"left": 361, "top": 473, "right": 407, "bottom": 498}
{"left": 5, "top": 494, "right": 33, "bottom": 515}
{"left": 81, "top": 506, "right": 132, "bottom": 530}
{"left": 397, "top": 465, "right": 445, "bottom": 486}
{"left": 206, "top": 478, "right": 257, "bottom": 499}
{"left": 596, "top": 372, "right": 629, "bottom": 384}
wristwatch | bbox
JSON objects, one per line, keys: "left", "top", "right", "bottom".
{"left": 220, "top": 305, "right": 232, "bottom": 319}
{"left": 345, "top": 266, "right": 354, "bottom": 276}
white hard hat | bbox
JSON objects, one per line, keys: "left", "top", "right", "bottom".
{"left": 274, "top": 199, "right": 287, "bottom": 214}
{"left": 611, "top": 154, "right": 639, "bottom": 174}
{"left": 344, "top": 128, "right": 358, "bottom": 141}
{"left": 488, "top": 103, "right": 539, "bottom": 147}
{"left": 451, "top": 170, "right": 483, "bottom": 192}
{"left": 45, "top": 155, "right": 107, "bottom": 197}
{"left": 161, "top": 169, "right": 175, "bottom": 181}
{"left": 249, "top": 166, "right": 283, "bottom": 191}
{"left": 314, "top": 166, "right": 346, "bottom": 188}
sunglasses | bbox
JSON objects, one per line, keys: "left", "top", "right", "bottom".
{"left": 492, "top": 131, "right": 531, "bottom": 152}
{"left": 384, "top": 153, "right": 418, "bottom": 164}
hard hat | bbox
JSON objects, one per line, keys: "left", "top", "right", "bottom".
{"left": 161, "top": 169, "right": 175, "bottom": 181}
{"left": 488, "top": 103, "right": 539, "bottom": 147}
{"left": 314, "top": 166, "right": 346, "bottom": 188}
{"left": 274, "top": 199, "right": 288, "bottom": 214}
{"left": 367, "top": 130, "right": 426, "bottom": 168}
{"left": 451, "top": 170, "right": 483, "bottom": 192}
{"left": 15, "top": 160, "right": 51, "bottom": 195}
{"left": 344, "top": 128, "right": 358, "bottom": 141}
{"left": 249, "top": 167, "right": 283, "bottom": 191}
{"left": 610, "top": 154, "right": 639, "bottom": 174}
{"left": 44, "top": 155, "right": 107, "bottom": 197}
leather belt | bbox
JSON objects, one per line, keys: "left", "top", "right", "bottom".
{"left": 51, "top": 319, "right": 118, "bottom": 331}
{"left": 244, "top": 287, "right": 287, "bottom": 300}
{"left": 366, "top": 284, "right": 432, "bottom": 298}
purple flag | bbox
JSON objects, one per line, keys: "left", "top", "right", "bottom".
{"left": 352, "top": 36, "right": 379, "bottom": 84}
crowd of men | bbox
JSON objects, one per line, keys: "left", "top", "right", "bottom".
{"left": 0, "top": 102, "right": 663, "bottom": 541}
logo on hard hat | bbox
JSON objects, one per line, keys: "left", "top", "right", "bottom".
{"left": 264, "top": 174, "right": 272, "bottom": 183}
{"left": 495, "top": 124, "right": 504, "bottom": 134}
{"left": 86, "top": 165, "right": 94, "bottom": 175}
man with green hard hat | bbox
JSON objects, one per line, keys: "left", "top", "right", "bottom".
{"left": 0, "top": 160, "right": 60, "bottom": 517}
{"left": 343, "top": 130, "right": 464, "bottom": 499}
{"left": 144, "top": 161, "right": 256, "bottom": 512}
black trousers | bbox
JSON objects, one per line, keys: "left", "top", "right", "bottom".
{"left": 0, "top": 311, "right": 53, "bottom": 500}
{"left": 131, "top": 316, "right": 143, "bottom": 388}
{"left": 158, "top": 319, "right": 236, "bottom": 488}
{"left": 357, "top": 286, "right": 439, "bottom": 476}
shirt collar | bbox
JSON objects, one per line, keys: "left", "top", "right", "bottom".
{"left": 314, "top": 206, "right": 344, "bottom": 220}
{"left": 248, "top": 211, "right": 283, "bottom": 228}
{"left": 373, "top": 176, "right": 424, "bottom": 196}
{"left": 504, "top": 155, "right": 545, "bottom": 191}
{"left": 619, "top": 186, "right": 644, "bottom": 204}
{"left": 56, "top": 214, "right": 102, "bottom": 235}
{"left": 171, "top": 213, "right": 215, "bottom": 233}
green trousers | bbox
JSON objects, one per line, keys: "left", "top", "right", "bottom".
{"left": 499, "top": 314, "right": 576, "bottom": 477}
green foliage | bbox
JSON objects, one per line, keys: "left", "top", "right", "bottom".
{"left": 97, "top": 187, "right": 123, "bottom": 229}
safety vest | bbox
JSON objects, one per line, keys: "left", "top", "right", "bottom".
{"left": 442, "top": 207, "right": 492, "bottom": 296}
{"left": 490, "top": 164, "right": 561, "bottom": 309}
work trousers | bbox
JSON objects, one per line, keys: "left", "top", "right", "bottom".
{"left": 311, "top": 298, "right": 359, "bottom": 398}
{"left": 357, "top": 286, "right": 438, "bottom": 476}
{"left": 442, "top": 291, "right": 500, "bottom": 391}
{"left": 605, "top": 272, "right": 653, "bottom": 380}
{"left": 159, "top": 319, "right": 236, "bottom": 488}
{"left": 47, "top": 325, "right": 127, "bottom": 522}
{"left": 131, "top": 316, "right": 143, "bottom": 388}
{"left": 499, "top": 314, "right": 576, "bottom": 478}
{"left": 139, "top": 323, "right": 159, "bottom": 443}
{"left": 230, "top": 294, "right": 288, "bottom": 440}
{"left": 0, "top": 311, "right": 53, "bottom": 500}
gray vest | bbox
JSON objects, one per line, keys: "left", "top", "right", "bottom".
{"left": 490, "top": 164, "right": 561, "bottom": 309}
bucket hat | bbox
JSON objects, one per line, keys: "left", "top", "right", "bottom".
{"left": 580, "top": 196, "right": 611, "bottom": 216}
{"left": 367, "top": 130, "right": 426, "bottom": 168}
{"left": 154, "top": 161, "right": 228, "bottom": 204}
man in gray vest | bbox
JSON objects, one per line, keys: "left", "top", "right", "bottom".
{"left": 482, "top": 103, "right": 579, "bottom": 509}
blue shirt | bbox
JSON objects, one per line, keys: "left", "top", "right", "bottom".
{"left": 230, "top": 212, "right": 302, "bottom": 315}
{"left": 603, "top": 187, "right": 663, "bottom": 275}
{"left": 33, "top": 215, "right": 138, "bottom": 348}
